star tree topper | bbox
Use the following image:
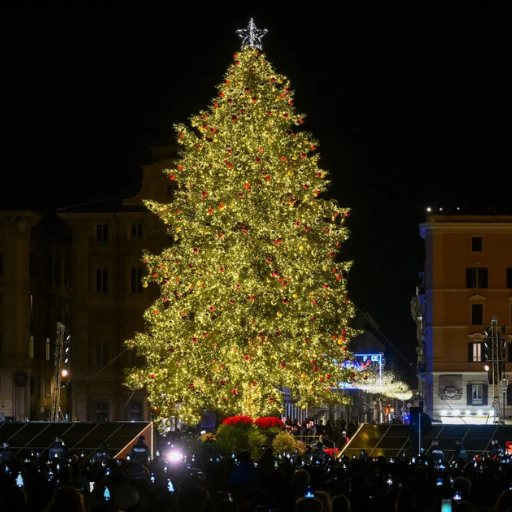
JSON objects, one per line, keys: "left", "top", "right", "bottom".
{"left": 236, "top": 18, "right": 268, "bottom": 50}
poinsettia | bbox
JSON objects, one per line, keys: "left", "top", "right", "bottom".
{"left": 323, "top": 448, "right": 339, "bottom": 457}
{"left": 254, "top": 416, "right": 284, "bottom": 429}
{"left": 222, "top": 415, "right": 254, "bottom": 426}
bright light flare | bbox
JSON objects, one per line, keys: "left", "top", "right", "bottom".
{"left": 166, "top": 450, "right": 182, "bottom": 463}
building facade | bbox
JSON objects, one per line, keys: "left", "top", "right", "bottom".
{"left": 414, "top": 215, "right": 512, "bottom": 423}
{"left": 0, "top": 142, "right": 175, "bottom": 422}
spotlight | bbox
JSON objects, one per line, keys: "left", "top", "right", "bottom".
{"left": 166, "top": 450, "right": 182, "bottom": 463}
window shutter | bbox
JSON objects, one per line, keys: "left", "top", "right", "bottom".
{"left": 482, "top": 385, "right": 488, "bottom": 406}
{"left": 466, "top": 268, "right": 472, "bottom": 288}
{"left": 468, "top": 343, "right": 474, "bottom": 362}
{"left": 481, "top": 268, "right": 488, "bottom": 288}
{"left": 467, "top": 384, "right": 473, "bottom": 405}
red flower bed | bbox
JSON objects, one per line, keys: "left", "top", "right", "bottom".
{"left": 254, "top": 416, "right": 284, "bottom": 429}
{"left": 323, "top": 448, "right": 339, "bottom": 457}
{"left": 222, "top": 415, "right": 253, "bottom": 426}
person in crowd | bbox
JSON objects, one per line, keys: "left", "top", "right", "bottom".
{"left": 49, "top": 437, "right": 68, "bottom": 461}
{"left": 331, "top": 494, "right": 350, "bottom": 512}
{"left": 129, "top": 435, "right": 151, "bottom": 466}
{"left": 229, "top": 451, "right": 257, "bottom": 492}
{"left": 295, "top": 497, "right": 324, "bottom": 511}
{"left": 0, "top": 442, "right": 13, "bottom": 463}
{"left": 91, "top": 441, "right": 111, "bottom": 463}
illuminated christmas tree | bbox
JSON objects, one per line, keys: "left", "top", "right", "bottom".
{"left": 126, "top": 21, "right": 357, "bottom": 428}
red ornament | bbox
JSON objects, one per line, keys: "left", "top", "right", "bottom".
{"left": 311, "top": 359, "right": 316, "bottom": 364}
{"left": 275, "top": 330, "right": 282, "bottom": 337}
{"left": 282, "top": 299, "right": 288, "bottom": 304}
{"left": 152, "top": 272, "right": 158, "bottom": 278}
{"left": 252, "top": 381, "right": 258, "bottom": 386}
{"left": 201, "top": 191, "right": 208, "bottom": 198}
{"left": 280, "top": 362, "right": 286, "bottom": 368}
{"left": 209, "top": 306, "right": 215, "bottom": 312}
{"left": 280, "top": 156, "right": 287, "bottom": 162}
{"left": 270, "top": 77, "right": 276, "bottom": 82}
{"left": 220, "top": 267, "right": 225, "bottom": 272}
{"left": 345, "top": 212, "right": 350, "bottom": 217}
{"left": 313, "top": 366, "right": 319, "bottom": 372}
{"left": 189, "top": 382, "right": 195, "bottom": 388}
{"left": 178, "top": 133, "right": 184, "bottom": 139}
{"left": 208, "top": 208, "right": 214, "bottom": 214}
{"left": 225, "top": 79, "right": 230, "bottom": 85}
{"left": 326, "top": 374, "right": 332, "bottom": 380}
{"left": 202, "top": 332, "right": 208, "bottom": 338}
{"left": 220, "top": 380, "right": 226, "bottom": 385}
{"left": 193, "top": 247, "right": 199, "bottom": 254}
{"left": 213, "top": 102, "right": 219, "bottom": 108}
{"left": 304, "top": 338, "right": 310, "bottom": 343}
{"left": 232, "top": 115, "right": 238, "bottom": 122}
{"left": 236, "top": 283, "right": 241, "bottom": 290}
{"left": 244, "top": 87, "right": 250, "bottom": 93}
{"left": 300, "top": 152, "right": 307, "bottom": 158}
{"left": 336, "top": 275, "right": 342, "bottom": 281}
{"left": 299, "top": 118, "right": 305, "bottom": 124}
{"left": 244, "top": 355, "right": 250, "bottom": 361}
{"left": 269, "top": 397, "right": 275, "bottom": 403}
{"left": 219, "top": 91, "right": 224, "bottom": 97}
{"left": 252, "top": 97, "right": 258, "bottom": 103}
{"left": 264, "top": 175, "right": 271, "bottom": 181}
{"left": 303, "top": 184, "right": 309, "bottom": 190}
{"left": 363, "top": 375, "right": 368, "bottom": 380}
{"left": 329, "top": 252, "right": 335, "bottom": 258}
{"left": 244, "top": 183, "right": 251, "bottom": 189}
{"left": 255, "top": 157, "right": 261, "bottom": 163}
{"left": 350, "top": 372, "right": 355, "bottom": 378}
{"left": 282, "top": 113, "right": 289, "bottom": 118}
{"left": 169, "top": 174, "right": 176, "bottom": 180}
{"left": 232, "top": 389, "right": 238, "bottom": 395}
{"left": 192, "top": 337, "right": 198, "bottom": 343}
{"left": 150, "top": 373, "right": 156, "bottom": 379}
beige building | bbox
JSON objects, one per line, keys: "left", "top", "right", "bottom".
{"left": 414, "top": 215, "right": 512, "bottom": 423}
{"left": 0, "top": 142, "right": 175, "bottom": 421}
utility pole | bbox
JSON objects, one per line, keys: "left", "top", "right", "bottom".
{"left": 484, "top": 318, "right": 508, "bottom": 424}
{"left": 50, "top": 322, "right": 66, "bottom": 422}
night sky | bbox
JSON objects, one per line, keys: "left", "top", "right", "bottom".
{"left": 1, "top": 10, "right": 509, "bottom": 379}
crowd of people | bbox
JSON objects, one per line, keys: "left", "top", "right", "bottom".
{"left": 283, "top": 418, "right": 358, "bottom": 450}
{"left": 2, "top": 431, "right": 512, "bottom": 511}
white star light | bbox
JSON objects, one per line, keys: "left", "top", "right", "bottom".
{"left": 236, "top": 18, "right": 268, "bottom": 50}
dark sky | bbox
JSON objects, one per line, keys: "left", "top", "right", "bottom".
{"left": 1, "top": 10, "right": 509, "bottom": 378}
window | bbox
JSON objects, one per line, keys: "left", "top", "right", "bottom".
{"left": 29, "top": 294, "right": 34, "bottom": 314}
{"left": 44, "top": 377, "right": 52, "bottom": 397}
{"left": 131, "top": 224, "right": 143, "bottom": 239}
{"left": 96, "top": 224, "right": 109, "bottom": 243}
{"left": 130, "top": 268, "right": 143, "bottom": 294}
{"left": 507, "top": 268, "right": 512, "bottom": 289}
{"left": 94, "top": 402, "right": 109, "bottom": 422}
{"left": 471, "top": 237, "right": 483, "bottom": 252}
{"left": 472, "top": 384, "right": 483, "bottom": 404}
{"left": 96, "top": 340, "right": 108, "bottom": 367}
{"left": 96, "top": 268, "right": 109, "bottom": 293}
{"left": 129, "top": 400, "right": 143, "bottom": 421}
{"left": 29, "top": 335, "right": 34, "bottom": 359}
{"left": 0, "top": 252, "right": 3, "bottom": 277}
{"left": 471, "top": 304, "right": 483, "bottom": 325}
{"left": 46, "top": 338, "right": 51, "bottom": 361}
{"left": 466, "top": 267, "right": 488, "bottom": 288}
{"left": 468, "top": 342, "right": 483, "bottom": 362}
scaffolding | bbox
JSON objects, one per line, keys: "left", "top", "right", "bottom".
{"left": 50, "top": 322, "right": 66, "bottom": 422}
{"left": 486, "top": 318, "right": 508, "bottom": 425}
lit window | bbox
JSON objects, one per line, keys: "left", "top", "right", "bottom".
{"left": 46, "top": 338, "right": 51, "bottom": 361}
{"left": 471, "top": 343, "right": 482, "bottom": 362}
{"left": 94, "top": 402, "right": 109, "bottom": 422}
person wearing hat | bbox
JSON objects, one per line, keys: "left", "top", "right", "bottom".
{"left": 91, "top": 441, "right": 111, "bottom": 463}
{"left": 337, "top": 431, "right": 349, "bottom": 450}
{"left": 129, "top": 435, "right": 151, "bottom": 466}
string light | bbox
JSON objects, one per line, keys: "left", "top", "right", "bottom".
{"left": 236, "top": 18, "right": 268, "bottom": 50}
